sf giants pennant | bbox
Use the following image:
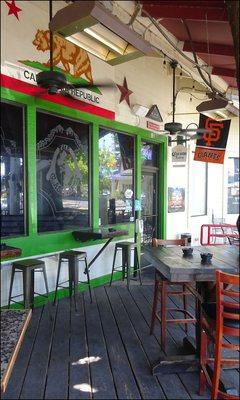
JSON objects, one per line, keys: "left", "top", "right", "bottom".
{"left": 194, "top": 114, "right": 231, "bottom": 164}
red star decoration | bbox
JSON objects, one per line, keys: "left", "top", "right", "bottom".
{"left": 117, "top": 77, "right": 133, "bottom": 107}
{"left": 5, "top": 1, "right": 22, "bottom": 20}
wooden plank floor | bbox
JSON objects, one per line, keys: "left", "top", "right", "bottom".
{"left": 2, "top": 270, "right": 239, "bottom": 400}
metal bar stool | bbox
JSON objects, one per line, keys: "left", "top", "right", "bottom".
{"left": 8, "top": 259, "right": 50, "bottom": 309}
{"left": 109, "top": 241, "right": 142, "bottom": 290}
{"left": 53, "top": 250, "right": 92, "bottom": 309}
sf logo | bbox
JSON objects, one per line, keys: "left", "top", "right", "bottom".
{"left": 203, "top": 118, "right": 224, "bottom": 146}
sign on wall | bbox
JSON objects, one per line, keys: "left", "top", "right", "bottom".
{"left": 168, "top": 187, "right": 185, "bottom": 213}
{"left": 146, "top": 121, "right": 160, "bottom": 131}
{"left": 194, "top": 114, "right": 231, "bottom": 164}
{"left": 146, "top": 105, "right": 163, "bottom": 122}
{"left": 172, "top": 145, "right": 187, "bottom": 163}
{"left": 0, "top": 1, "right": 116, "bottom": 113}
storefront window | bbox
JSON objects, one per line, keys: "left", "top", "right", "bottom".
{"left": 227, "top": 157, "right": 239, "bottom": 214}
{"left": 36, "top": 111, "right": 90, "bottom": 232}
{"left": 1, "top": 101, "right": 25, "bottom": 237}
{"left": 99, "top": 128, "right": 134, "bottom": 225}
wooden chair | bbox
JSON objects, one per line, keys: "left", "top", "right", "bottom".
{"left": 199, "top": 270, "right": 240, "bottom": 400}
{"left": 150, "top": 238, "right": 196, "bottom": 351}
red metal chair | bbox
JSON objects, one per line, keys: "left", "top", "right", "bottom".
{"left": 150, "top": 238, "right": 196, "bottom": 351}
{"left": 199, "top": 270, "right": 240, "bottom": 399}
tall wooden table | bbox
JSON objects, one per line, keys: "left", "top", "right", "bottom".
{"left": 143, "top": 245, "right": 239, "bottom": 385}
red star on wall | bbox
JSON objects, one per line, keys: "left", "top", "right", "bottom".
{"left": 117, "top": 77, "right": 133, "bottom": 107}
{"left": 5, "top": 0, "right": 22, "bottom": 20}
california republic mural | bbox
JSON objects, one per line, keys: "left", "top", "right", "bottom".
{"left": 1, "top": 0, "right": 116, "bottom": 108}
{"left": 20, "top": 29, "right": 96, "bottom": 91}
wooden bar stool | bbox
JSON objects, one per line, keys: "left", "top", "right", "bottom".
{"left": 150, "top": 238, "right": 196, "bottom": 351}
{"left": 109, "top": 241, "right": 142, "bottom": 290}
{"left": 199, "top": 270, "right": 239, "bottom": 400}
{"left": 8, "top": 259, "right": 50, "bottom": 309}
{"left": 53, "top": 250, "right": 92, "bottom": 309}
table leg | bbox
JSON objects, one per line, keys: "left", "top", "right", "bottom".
{"left": 84, "top": 238, "right": 113, "bottom": 273}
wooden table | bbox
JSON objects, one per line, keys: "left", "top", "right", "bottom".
{"left": 1, "top": 309, "right": 32, "bottom": 393}
{"left": 143, "top": 245, "right": 239, "bottom": 379}
{"left": 73, "top": 228, "right": 129, "bottom": 272}
{"left": 0, "top": 245, "right": 22, "bottom": 261}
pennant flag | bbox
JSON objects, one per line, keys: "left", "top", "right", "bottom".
{"left": 194, "top": 114, "right": 231, "bottom": 164}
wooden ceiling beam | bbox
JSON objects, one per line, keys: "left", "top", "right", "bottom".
{"left": 212, "top": 67, "right": 236, "bottom": 77}
{"left": 183, "top": 41, "right": 234, "bottom": 56}
{"left": 141, "top": 3, "right": 228, "bottom": 22}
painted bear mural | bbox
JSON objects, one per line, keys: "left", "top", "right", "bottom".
{"left": 32, "top": 29, "right": 93, "bottom": 83}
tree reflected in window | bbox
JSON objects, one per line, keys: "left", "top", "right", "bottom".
{"left": 36, "top": 112, "right": 90, "bottom": 233}
{"left": 1, "top": 102, "right": 25, "bottom": 237}
{"left": 99, "top": 129, "right": 134, "bottom": 225}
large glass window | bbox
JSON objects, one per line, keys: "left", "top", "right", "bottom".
{"left": 1, "top": 101, "right": 26, "bottom": 237}
{"left": 191, "top": 160, "right": 208, "bottom": 216}
{"left": 36, "top": 111, "right": 90, "bottom": 232}
{"left": 99, "top": 128, "right": 134, "bottom": 225}
{"left": 227, "top": 157, "right": 239, "bottom": 214}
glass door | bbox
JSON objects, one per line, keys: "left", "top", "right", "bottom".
{"left": 141, "top": 171, "right": 158, "bottom": 244}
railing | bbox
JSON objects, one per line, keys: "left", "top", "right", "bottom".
{"left": 200, "top": 224, "right": 240, "bottom": 246}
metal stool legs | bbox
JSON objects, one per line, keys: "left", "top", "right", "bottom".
{"left": 84, "top": 258, "right": 92, "bottom": 303}
{"left": 54, "top": 252, "right": 92, "bottom": 308}
{"left": 8, "top": 261, "right": 50, "bottom": 311}
{"left": 110, "top": 243, "right": 142, "bottom": 289}
{"left": 8, "top": 266, "right": 16, "bottom": 308}
{"left": 109, "top": 246, "right": 118, "bottom": 286}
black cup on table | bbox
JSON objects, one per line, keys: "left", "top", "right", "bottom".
{"left": 182, "top": 247, "right": 193, "bottom": 257}
{"left": 200, "top": 252, "right": 213, "bottom": 264}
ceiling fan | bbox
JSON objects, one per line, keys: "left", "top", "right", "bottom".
{"left": 158, "top": 60, "right": 211, "bottom": 142}
{"left": 36, "top": 0, "right": 114, "bottom": 97}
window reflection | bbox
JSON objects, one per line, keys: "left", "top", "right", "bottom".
{"left": 36, "top": 111, "right": 90, "bottom": 232}
{"left": 1, "top": 102, "right": 25, "bottom": 237}
{"left": 141, "top": 142, "right": 158, "bottom": 167}
{"left": 99, "top": 129, "right": 134, "bottom": 225}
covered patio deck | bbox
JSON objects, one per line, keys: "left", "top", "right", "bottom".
{"left": 2, "top": 271, "right": 239, "bottom": 400}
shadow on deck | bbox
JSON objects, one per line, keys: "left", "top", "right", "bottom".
{"left": 2, "top": 269, "right": 239, "bottom": 399}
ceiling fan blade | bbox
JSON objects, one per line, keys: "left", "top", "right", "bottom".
{"left": 182, "top": 128, "right": 212, "bottom": 133}
{"left": 60, "top": 90, "right": 76, "bottom": 100}
{"left": 181, "top": 131, "right": 205, "bottom": 140}
{"left": 34, "top": 88, "right": 48, "bottom": 97}
{"left": 157, "top": 129, "right": 170, "bottom": 133}
{"left": 66, "top": 82, "right": 116, "bottom": 89}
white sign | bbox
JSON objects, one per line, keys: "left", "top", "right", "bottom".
{"left": 172, "top": 145, "right": 187, "bottom": 163}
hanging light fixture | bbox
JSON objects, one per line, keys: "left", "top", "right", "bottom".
{"left": 50, "top": 1, "right": 153, "bottom": 65}
{"left": 196, "top": 97, "right": 239, "bottom": 120}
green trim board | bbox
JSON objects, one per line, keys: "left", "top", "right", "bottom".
{"left": 1, "top": 86, "right": 167, "bottom": 261}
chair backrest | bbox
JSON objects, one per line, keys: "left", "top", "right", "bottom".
{"left": 152, "top": 238, "right": 187, "bottom": 247}
{"left": 216, "top": 270, "right": 240, "bottom": 338}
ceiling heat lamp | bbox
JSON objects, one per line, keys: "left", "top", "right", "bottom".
{"left": 50, "top": 1, "right": 153, "bottom": 65}
{"left": 196, "top": 97, "right": 239, "bottom": 120}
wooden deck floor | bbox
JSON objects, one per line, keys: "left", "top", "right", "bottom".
{"left": 2, "top": 270, "right": 239, "bottom": 400}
